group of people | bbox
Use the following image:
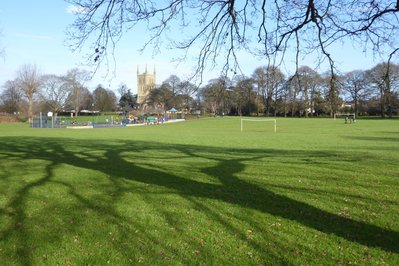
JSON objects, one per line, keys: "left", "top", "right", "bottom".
{"left": 344, "top": 115, "right": 356, "bottom": 124}
{"left": 116, "top": 114, "right": 167, "bottom": 126}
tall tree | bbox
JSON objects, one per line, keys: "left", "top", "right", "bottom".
{"left": 232, "top": 76, "right": 255, "bottom": 116}
{"left": 201, "top": 77, "right": 231, "bottom": 115}
{"left": 63, "top": 68, "right": 91, "bottom": 116}
{"left": 15, "top": 64, "right": 42, "bottom": 123}
{"left": 40, "top": 74, "right": 69, "bottom": 114}
{"left": 147, "top": 84, "right": 174, "bottom": 113}
{"left": 177, "top": 80, "right": 197, "bottom": 98}
{"left": 320, "top": 72, "right": 341, "bottom": 117}
{"left": 366, "top": 63, "right": 399, "bottom": 118}
{"left": 295, "top": 66, "right": 321, "bottom": 117}
{"left": 65, "top": 86, "right": 93, "bottom": 113}
{"left": 163, "top": 75, "right": 181, "bottom": 96}
{"left": 276, "top": 80, "right": 291, "bottom": 117}
{"left": 93, "top": 85, "right": 117, "bottom": 112}
{"left": 255, "top": 66, "right": 285, "bottom": 116}
{"left": 342, "top": 70, "right": 371, "bottom": 116}
{"left": 252, "top": 67, "right": 268, "bottom": 115}
{"left": 119, "top": 89, "right": 136, "bottom": 111}
{"left": 1, "top": 80, "right": 23, "bottom": 114}
{"left": 285, "top": 75, "right": 303, "bottom": 117}
{"left": 176, "top": 80, "right": 197, "bottom": 111}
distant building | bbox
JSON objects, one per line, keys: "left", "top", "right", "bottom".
{"left": 137, "top": 65, "right": 156, "bottom": 106}
{"left": 340, "top": 101, "right": 354, "bottom": 109}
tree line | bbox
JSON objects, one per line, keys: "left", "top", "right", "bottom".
{"left": 1, "top": 62, "right": 398, "bottom": 121}
{"left": 146, "top": 62, "right": 399, "bottom": 118}
{"left": 0, "top": 65, "right": 117, "bottom": 122}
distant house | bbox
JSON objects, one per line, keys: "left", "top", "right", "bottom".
{"left": 340, "top": 101, "right": 354, "bottom": 109}
{"left": 80, "top": 110, "right": 100, "bottom": 115}
{"left": 58, "top": 110, "right": 100, "bottom": 117}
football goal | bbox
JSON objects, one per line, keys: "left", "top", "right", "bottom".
{"left": 241, "top": 118, "right": 277, "bottom": 133}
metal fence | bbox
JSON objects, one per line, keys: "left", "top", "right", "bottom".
{"left": 31, "top": 113, "right": 63, "bottom": 128}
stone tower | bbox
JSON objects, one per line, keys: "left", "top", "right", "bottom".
{"left": 137, "top": 65, "right": 156, "bottom": 105}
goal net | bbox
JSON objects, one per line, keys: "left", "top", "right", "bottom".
{"left": 241, "top": 118, "right": 277, "bottom": 133}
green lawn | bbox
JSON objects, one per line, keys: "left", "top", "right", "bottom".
{"left": 0, "top": 117, "right": 398, "bottom": 265}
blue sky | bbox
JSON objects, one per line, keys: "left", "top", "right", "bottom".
{"left": 0, "top": 0, "right": 387, "bottom": 95}
{"left": 0, "top": 1, "right": 203, "bottom": 94}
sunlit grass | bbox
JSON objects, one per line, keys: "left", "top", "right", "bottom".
{"left": 0, "top": 117, "right": 398, "bottom": 265}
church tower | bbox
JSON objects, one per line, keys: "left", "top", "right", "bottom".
{"left": 137, "top": 65, "right": 156, "bottom": 105}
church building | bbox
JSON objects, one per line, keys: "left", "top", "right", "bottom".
{"left": 137, "top": 65, "right": 156, "bottom": 105}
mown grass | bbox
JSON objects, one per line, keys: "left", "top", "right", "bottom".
{"left": 0, "top": 117, "right": 398, "bottom": 265}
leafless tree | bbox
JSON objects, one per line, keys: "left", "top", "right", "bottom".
{"left": 321, "top": 72, "right": 341, "bottom": 117}
{"left": 163, "top": 75, "right": 181, "bottom": 96}
{"left": 147, "top": 84, "right": 174, "bottom": 112}
{"left": 233, "top": 75, "right": 255, "bottom": 116}
{"left": 15, "top": 64, "right": 42, "bottom": 123}
{"left": 40, "top": 74, "right": 70, "bottom": 113}
{"left": 117, "top": 83, "right": 129, "bottom": 98}
{"left": 366, "top": 63, "right": 399, "bottom": 117}
{"left": 1, "top": 80, "right": 23, "bottom": 114}
{"left": 342, "top": 70, "right": 372, "bottom": 116}
{"left": 252, "top": 67, "right": 268, "bottom": 116}
{"left": 67, "top": 0, "right": 399, "bottom": 85}
{"left": 294, "top": 66, "right": 322, "bottom": 117}
{"left": 253, "top": 66, "right": 285, "bottom": 116}
{"left": 176, "top": 80, "right": 197, "bottom": 111}
{"left": 201, "top": 77, "right": 231, "bottom": 115}
{"left": 285, "top": 74, "right": 303, "bottom": 117}
{"left": 63, "top": 68, "right": 91, "bottom": 116}
{"left": 177, "top": 80, "right": 197, "bottom": 98}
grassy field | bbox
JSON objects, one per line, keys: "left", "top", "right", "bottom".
{"left": 0, "top": 117, "right": 398, "bottom": 265}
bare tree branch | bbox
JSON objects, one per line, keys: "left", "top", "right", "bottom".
{"left": 66, "top": 0, "right": 399, "bottom": 80}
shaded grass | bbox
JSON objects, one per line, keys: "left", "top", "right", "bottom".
{"left": 0, "top": 118, "right": 398, "bottom": 265}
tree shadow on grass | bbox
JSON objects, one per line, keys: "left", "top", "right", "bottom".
{"left": 0, "top": 136, "right": 398, "bottom": 264}
{"left": 346, "top": 136, "right": 399, "bottom": 142}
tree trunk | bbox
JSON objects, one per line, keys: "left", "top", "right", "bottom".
{"left": 28, "top": 96, "right": 33, "bottom": 123}
{"left": 386, "top": 92, "right": 393, "bottom": 118}
{"left": 380, "top": 86, "right": 385, "bottom": 118}
{"left": 304, "top": 90, "right": 309, "bottom": 118}
{"left": 384, "top": 76, "right": 392, "bottom": 118}
{"left": 291, "top": 99, "right": 295, "bottom": 117}
{"left": 354, "top": 94, "right": 358, "bottom": 117}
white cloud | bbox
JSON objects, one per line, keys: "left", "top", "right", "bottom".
{"left": 66, "top": 4, "right": 88, "bottom": 14}
{"left": 11, "top": 32, "right": 53, "bottom": 41}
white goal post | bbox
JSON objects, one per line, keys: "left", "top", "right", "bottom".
{"left": 241, "top": 118, "right": 277, "bottom": 133}
{"left": 334, "top": 113, "right": 356, "bottom": 120}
